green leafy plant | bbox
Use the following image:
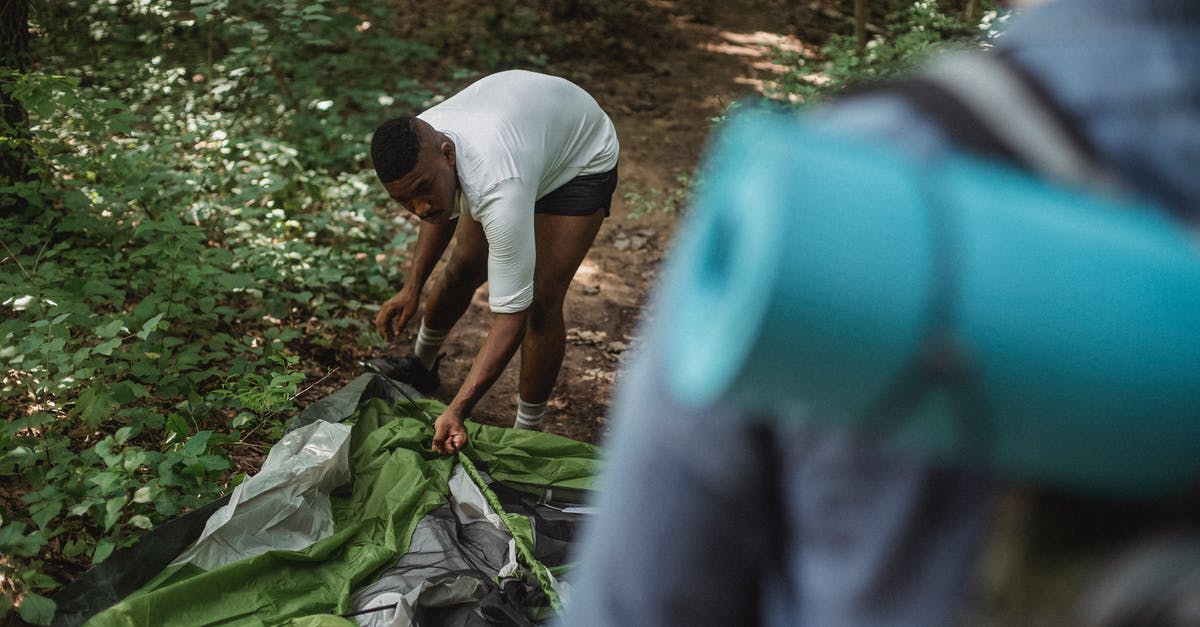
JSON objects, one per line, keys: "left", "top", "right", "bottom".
{"left": 212, "top": 352, "right": 307, "bottom": 442}
{"left": 768, "top": 0, "right": 999, "bottom": 105}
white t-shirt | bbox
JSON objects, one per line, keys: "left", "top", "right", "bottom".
{"left": 418, "top": 70, "right": 620, "bottom": 313}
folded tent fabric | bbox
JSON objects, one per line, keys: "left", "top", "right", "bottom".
{"left": 168, "top": 420, "right": 354, "bottom": 572}
{"left": 80, "top": 375, "right": 600, "bottom": 627}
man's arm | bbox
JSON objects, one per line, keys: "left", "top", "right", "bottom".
{"left": 431, "top": 310, "right": 527, "bottom": 454}
{"left": 375, "top": 218, "right": 457, "bottom": 341}
{"left": 432, "top": 180, "right": 537, "bottom": 454}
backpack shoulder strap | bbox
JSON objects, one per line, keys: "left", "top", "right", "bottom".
{"left": 847, "top": 51, "right": 1123, "bottom": 194}
{"left": 919, "top": 52, "right": 1121, "bottom": 191}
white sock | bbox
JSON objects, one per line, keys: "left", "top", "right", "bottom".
{"left": 413, "top": 321, "right": 449, "bottom": 370}
{"left": 514, "top": 398, "right": 548, "bottom": 430}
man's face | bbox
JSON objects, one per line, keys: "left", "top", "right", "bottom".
{"left": 383, "top": 124, "right": 457, "bottom": 225}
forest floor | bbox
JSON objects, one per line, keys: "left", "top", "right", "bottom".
{"left": 312, "top": 0, "right": 834, "bottom": 445}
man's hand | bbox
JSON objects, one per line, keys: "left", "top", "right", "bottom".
{"left": 432, "top": 410, "right": 468, "bottom": 456}
{"left": 375, "top": 287, "right": 420, "bottom": 341}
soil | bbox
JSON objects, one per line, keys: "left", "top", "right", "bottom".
{"left": 310, "top": 0, "right": 833, "bottom": 445}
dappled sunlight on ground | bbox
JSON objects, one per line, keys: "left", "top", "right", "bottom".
{"left": 704, "top": 30, "right": 809, "bottom": 57}
{"left": 701, "top": 29, "right": 820, "bottom": 93}
{"left": 572, "top": 258, "right": 645, "bottom": 304}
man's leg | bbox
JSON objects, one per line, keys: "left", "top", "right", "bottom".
{"left": 517, "top": 209, "right": 606, "bottom": 421}
{"left": 372, "top": 217, "right": 489, "bottom": 392}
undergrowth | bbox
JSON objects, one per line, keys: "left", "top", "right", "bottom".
{"left": 0, "top": 0, "right": 581, "bottom": 621}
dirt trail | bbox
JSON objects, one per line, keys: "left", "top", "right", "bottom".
{"left": 406, "top": 1, "right": 824, "bottom": 444}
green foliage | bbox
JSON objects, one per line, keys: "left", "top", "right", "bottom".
{"left": 768, "top": 0, "right": 1000, "bottom": 105}
{"left": 212, "top": 353, "right": 306, "bottom": 442}
{"left": 471, "top": 1, "right": 552, "bottom": 69}
{"left": 0, "top": 0, "right": 479, "bottom": 620}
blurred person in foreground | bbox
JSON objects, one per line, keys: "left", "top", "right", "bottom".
{"left": 369, "top": 70, "right": 618, "bottom": 455}
{"left": 561, "top": 1, "right": 1200, "bottom": 625}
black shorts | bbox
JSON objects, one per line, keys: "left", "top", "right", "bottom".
{"left": 534, "top": 165, "right": 619, "bottom": 217}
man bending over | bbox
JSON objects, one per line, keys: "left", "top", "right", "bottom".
{"left": 369, "top": 70, "right": 619, "bottom": 455}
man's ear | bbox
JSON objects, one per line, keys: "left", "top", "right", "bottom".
{"left": 441, "top": 141, "right": 456, "bottom": 167}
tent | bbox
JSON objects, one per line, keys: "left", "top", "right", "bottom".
{"left": 52, "top": 374, "right": 600, "bottom": 626}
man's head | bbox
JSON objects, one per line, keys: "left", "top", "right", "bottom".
{"left": 370, "top": 116, "right": 458, "bottom": 225}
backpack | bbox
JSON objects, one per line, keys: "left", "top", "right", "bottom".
{"left": 658, "top": 50, "right": 1200, "bottom": 500}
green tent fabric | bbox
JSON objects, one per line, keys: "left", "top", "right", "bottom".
{"left": 84, "top": 375, "right": 600, "bottom": 626}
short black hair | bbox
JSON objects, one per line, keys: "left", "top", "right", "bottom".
{"left": 370, "top": 117, "right": 422, "bottom": 183}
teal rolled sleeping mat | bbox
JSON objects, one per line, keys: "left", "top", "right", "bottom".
{"left": 662, "top": 108, "right": 1200, "bottom": 498}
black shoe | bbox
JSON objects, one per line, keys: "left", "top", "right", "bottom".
{"left": 366, "top": 354, "right": 442, "bottom": 395}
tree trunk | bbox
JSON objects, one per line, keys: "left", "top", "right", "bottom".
{"left": 1, "top": 0, "right": 31, "bottom": 215}
{"left": 853, "top": 0, "right": 867, "bottom": 57}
